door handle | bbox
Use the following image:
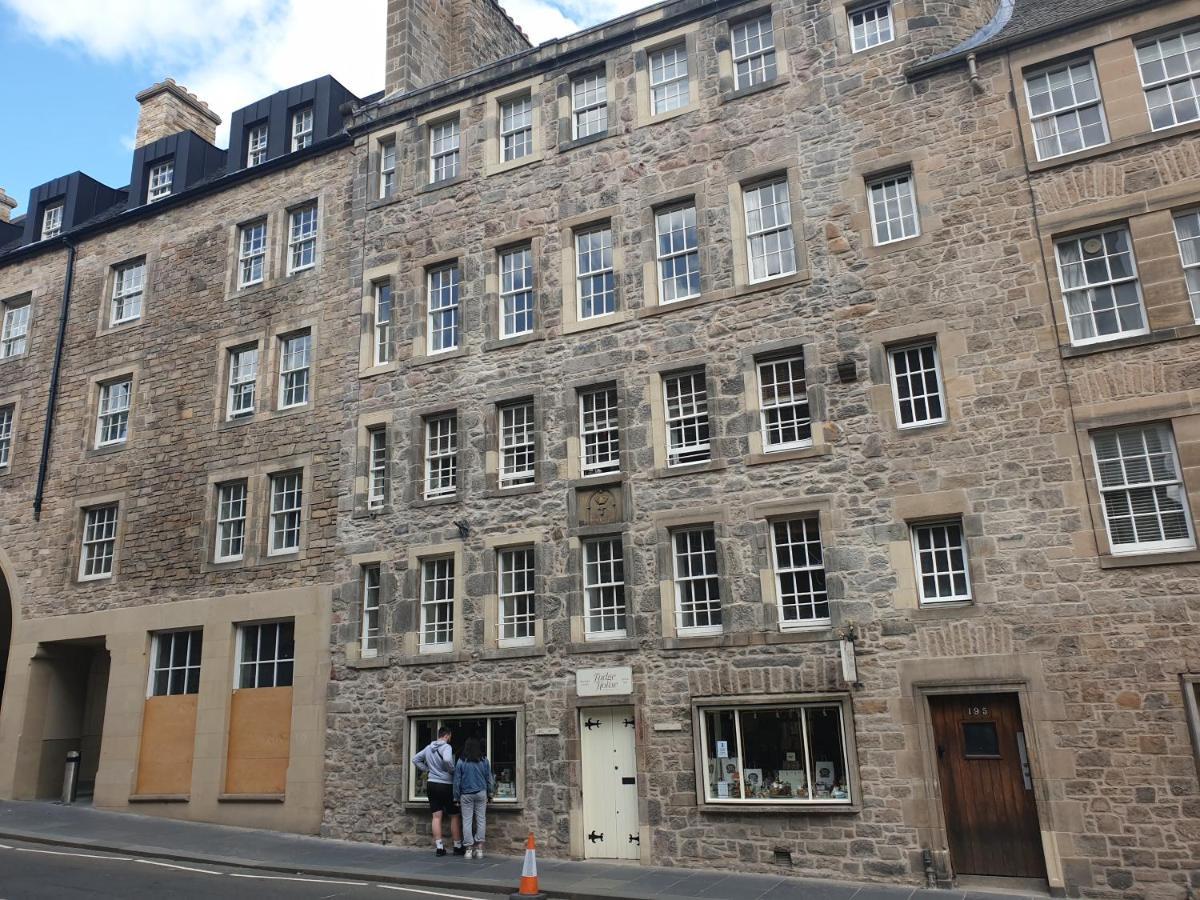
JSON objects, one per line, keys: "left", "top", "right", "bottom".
{"left": 937, "top": 744, "right": 946, "bottom": 760}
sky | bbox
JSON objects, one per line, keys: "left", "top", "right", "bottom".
{"left": 0, "top": 0, "right": 648, "bottom": 217}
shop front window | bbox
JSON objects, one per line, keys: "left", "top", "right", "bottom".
{"left": 408, "top": 713, "right": 519, "bottom": 804}
{"left": 700, "top": 702, "right": 852, "bottom": 804}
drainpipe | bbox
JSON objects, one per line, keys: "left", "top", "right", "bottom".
{"left": 967, "top": 53, "right": 985, "bottom": 94}
{"left": 33, "top": 238, "right": 76, "bottom": 521}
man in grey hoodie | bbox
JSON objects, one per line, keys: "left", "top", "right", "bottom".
{"left": 412, "top": 726, "right": 464, "bottom": 855}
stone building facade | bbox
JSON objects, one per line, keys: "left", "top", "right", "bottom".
{"left": 0, "top": 0, "right": 1197, "bottom": 897}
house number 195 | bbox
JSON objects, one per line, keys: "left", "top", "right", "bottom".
{"left": 965, "top": 706, "right": 989, "bottom": 716}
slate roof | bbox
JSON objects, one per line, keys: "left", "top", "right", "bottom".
{"left": 909, "top": 0, "right": 1170, "bottom": 76}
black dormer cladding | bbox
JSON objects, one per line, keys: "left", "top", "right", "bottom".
{"left": 227, "top": 75, "right": 357, "bottom": 172}
{"left": 20, "top": 173, "right": 127, "bottom": 246}
{"left": 0, "top": 220, "right": 21, "bottom": 249}
{"left": 129, "top": 131, "right": 227, "bottom": 207}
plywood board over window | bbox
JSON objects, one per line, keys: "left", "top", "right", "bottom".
{"left": 134, "top": 695, "right": 198, "bottom": 796}
{"left": 224, "top": 687, "right": 293, "bottom": 795}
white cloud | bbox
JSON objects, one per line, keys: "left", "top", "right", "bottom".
{"left": 2, "top": 0, "right": 650, "bottom": 144}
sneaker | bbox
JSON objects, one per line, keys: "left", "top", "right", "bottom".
{"left": 474, "top": 848, "right": 485, "bottom": 860}
{"left": 452, "top": 845, "right": 467, "bottom": 856}
{"left": 435, "top": 846, "right": 447, "bottom": 857}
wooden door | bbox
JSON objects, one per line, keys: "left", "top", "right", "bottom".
{"left": 580, "top": 706, "right": 639, "bottom": 860}
{"left": 929, "top": 693, "right": 1044, "bottom": 878}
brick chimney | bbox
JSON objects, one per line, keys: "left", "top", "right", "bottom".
{"left": 385, "top": 0, "right": 530, "bottom": 97}
{"left": 134, "top": 79, "right": 221, "bottom": 148}
{"left": 0, "top": 188, "right": 16, "bottom": 223}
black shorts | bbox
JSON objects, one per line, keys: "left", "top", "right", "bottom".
{"left": 427, "top": 781, "right": 459, "bottom": 817}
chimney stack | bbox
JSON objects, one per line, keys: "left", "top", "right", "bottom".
{"left": 0, "top": 188, "right": 16, "bottom": 223}
{"left": 384, "top": 0, "right": 530, "bottom": 97}
{"left": 134, "top": 79, "right": 221, "bottom": 148}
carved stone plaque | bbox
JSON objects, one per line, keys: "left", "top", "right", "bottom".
{"left": 578, "top": 486, "right": 623, "bottom": 526}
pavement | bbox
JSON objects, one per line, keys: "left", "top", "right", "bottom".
{"left": 0, "top": 800, "right": 1045, "bottom": 900}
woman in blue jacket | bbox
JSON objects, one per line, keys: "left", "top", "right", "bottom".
{"left": 452, "top": 737, "right": 494, "bottom": 859}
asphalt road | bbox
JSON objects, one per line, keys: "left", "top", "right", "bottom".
{"left": 0, "top": 839, "right": 510, "bottom": 900}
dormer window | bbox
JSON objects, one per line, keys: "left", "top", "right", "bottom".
{"left": 41, "top": 203, "right": 63, "bottom": 240}
{"left": 291, "top": 106, "right": 314, "bottom": 151}
{"left": 247, "top": 123, "right": 269, "bottom": 167}
{"left": 147, "top": 160, "right": 174, "bottom": 203}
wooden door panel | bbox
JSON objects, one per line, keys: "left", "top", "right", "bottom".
{"left": 581, "top": 706, "right": 639, "bottom": 860}
{"left": 930, "top": 693, "right": 1044, "bottom": 879}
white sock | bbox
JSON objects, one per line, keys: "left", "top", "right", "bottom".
{"left": 436, "top": 840, "right": 444, "bottom": 849}
{"left": 454, "top": 841, "right": 462, "bottom": 848}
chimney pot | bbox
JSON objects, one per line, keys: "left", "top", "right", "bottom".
{"left": 134, "top": 79, "right": 221, "bottom": 148}
{"left": 0, "top": 188, "right": 16, "bottom": 223}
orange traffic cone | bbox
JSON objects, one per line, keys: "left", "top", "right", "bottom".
{"left": 509, "top": 832, "right": 547, "bottom": 900}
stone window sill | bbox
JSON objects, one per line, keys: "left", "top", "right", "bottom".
{"left": 404, "top": 801, "right": 524, "bottom": 813}
{"left": 907, "top": 601, "right": 979, "bottom": 620}
{"left": 568, "top": 637, "right": 639, "bottom": 655}
{"left": 218, "top": 793, "right": 285, "bottom": 803}
{"left": 483, "top": 331, "right": 545, "bottom": 353}
{"left": 699, "top": 801, "right": 859, "bottom": 815}
{"left": 558, "top": 129, "right": 611, "bottom": 155}
{"left": 1061, "top": 323, "right": 1200, "bottom": 358}
{"left": 568, "top": 473, "right": 623, "bottom": 490}
{"left": 411, "top": 494, "right": 460, "bottom": 510}
{"left": 654, "top": 460, "right": 728, "bottom": 480}
{"left": 479, "top": 645, "right": 546, "bottom": 662}
{"left": 396, "top": 650, "right": 471, "bottom": 667}
{"left": 732, "top": 271, "right": 808, "bottom": 300}
{"left": 1027, "top": 119, "right": 1200, "bottom": 174}
{"left": 419, "top": 174, "right": 468, "bottom": 195}
{"left": 128, "top": 794, "right": 189, "bottom": 803}
{"left": 359, "top": 361, "right": 398, "bottom": 379}
{"left": 1099, "top": 548, "right": 1200, "bottom": 569}
{"left": 346, "top": 655, "right": 390, "bottom": 670}
{"left": 410, "top": 347, "right": 469, "bottom": 368}
{"left": 486, "top": 150, "right": 545, "bottom": 177}
{"left": 561, "top": 309, "right": 630, "bottom": 336}
{"left": 747, "top": 445, "right": 830, "bottom": 466}
{"left": 216, "top": 415, "right": 256, "bottom": 432}
{"left": 720, "top": 75, "right": 789, "bottom": 105}
{"left": 637, "top": 292, "right": 718, "bottom": 319}
{"left": 485, "top": 483, "right": 543, "bottom": 499}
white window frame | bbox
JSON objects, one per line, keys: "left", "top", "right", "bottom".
{"left": 575, "top": 225, "right": 616, "bottom": 319}
{"left": 147, "top": 160, "right": 174, "bottom": 203}
{"left": 656, "top": 204, "right": 701, "bottom": 303}
{"left": 1136, "top": 27, "right": 1200, "bottom": 131}
{"left": 236, "top": 620, "right": 295, "bottom": 689}
{"left": 499, "top": 245, "right": 534, "bottom": 338}
{"left": 291, "top": 105, "right": 314, "bottom": 151}
{"left": 698, "top": 701, "right": 852, "bottom": 805}
{"left": 41, "top": 203, "right": 63, "bottom": 240}
{"left": 95, "top": 377, "right": 132, "bottom": 447}
{"left": 361, "top": 564, "right": 382, "bottom": 659}
{"left": 500, "top": 94, "right": 534, "bottom": 162}
{"left": 1172, "top": 209, "right": 1200, "bottom": 323}
{"left": 111, "top": 259, "right": 146, "bottom": 325}
{"left": 867, "top": 172, "right": 920, "bottom": 245}
{"left": 429, "top": 118, "right": 461, "bottom": 184}
{"left": 849, "top": 2, "right": 894, "bottom": 52}
{"left": 743, "top": 179, "right": 796, "bottom": 283}
{"left": 771, "top": 517, "right": 830, "bottom": 629}
{"left": 583, "top": 536, "right": 627, "bottom": 640}
{"left": 287, "top": 203, "right": 318, "bottom": 274}
{"left": 731, "top": 14, "right": 778, "bottom": 91}
{"left": 1, "top": 300, "right": 31, "bottom": 359}
{"left": 407, "top": 713, "right": 520, "bottom": 803}
{"left": 571, "top": 71, "right": 608, "bottom": 140}
{"left": 368, "top": 426, "right": 388, "bottom": 509}
{"left": 374, "top": 280, "right": 394, "bottom": 365}
{"left": 379, "top": 139, "right": 397, "bottom": 198}
{"left": 278, "top": 331, "right": 312, "bottom": 409}
{"left": 79, "top": 503, "right": 119, "bottom": 581}
{"left": 757, "top": 354, "right": 812, "bottom": 452}
{"left": 215, "top": 480, "right": 248, "bottom": 563}
{"left": 238, "top": 220, "right": 268, "bottom": 288}
{"left": 498, "top": 546, "right": 536, "bottom": 647}
{"left": 268, "top": 471, "right": 303, "bottom": 556}
{"left": 427, "top": 263, "right": 461, "bottom": 354}
{"left": 499, "top": 400, "right": 536, "bottom": 488}
{"left": 579, "top": 386, "right": 620, "bottom": 477}
{"left": 147, "top": 629, "right": 203, "bottom": 697}
{"left": 1024, "top": 58, "right": 1109, "bottom": 161}
{"left": 246, "top": 123, "right": 269, "bottom": 167}
{"left": 649, "top": 43, "right": 689, "bottom": 115}
{"left": 227, "top": 344, "right": 258, "bottom": 419}
{"left": 419, "top": 556, "right": 456, "bottom": 653}
{"left": 911, "top": 519, "right": 973, "bottom": 604}
{"left": 887, "top": 342, "right": 947, "bottom": 429}
{"left": 664, "top": 370, "right": 711, "bottom": 467}
{"left": 424, "top": 413, "right": 458, "bottom": 500}
{"left": 1091, "top": 424, "right": 1196, "bottom": 555}
{"left": 0, "top": 405, "right": 12, "bottom": 470}
{"left": 671, "top": 526, "right": 723, "bottom": 636}
{"left": 1054, "top": 226, "right": 1148, "bottom": 346}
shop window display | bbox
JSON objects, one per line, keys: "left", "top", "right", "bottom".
{"left": 409, "top": 713, "right": 519, "bottom": 802}
{"left": 700, "top": 703, "right": 851, "bottom": 803}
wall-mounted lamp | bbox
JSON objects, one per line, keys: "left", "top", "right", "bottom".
{"left": 454, "top": 519, "right": 471, "bottom": 539}
{"left": 838, "top": 622, "right": 861, "bottom": 688}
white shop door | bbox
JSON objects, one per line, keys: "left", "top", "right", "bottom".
{"left": 580, "top": 706, "right": 639, "bottom": 860}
